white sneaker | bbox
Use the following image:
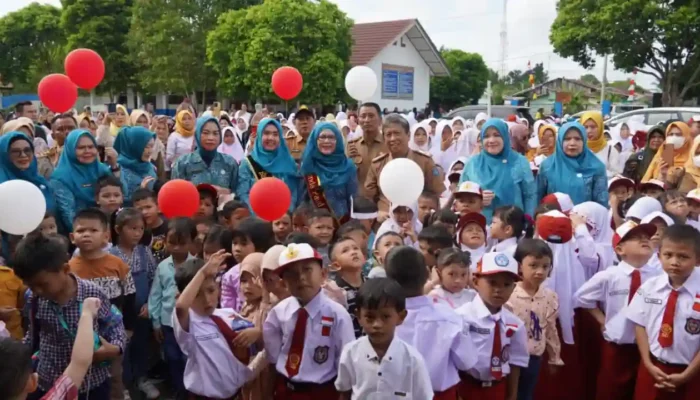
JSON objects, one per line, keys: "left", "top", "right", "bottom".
{"left": 138, "top": 379, "right": 161, "bottom": 399}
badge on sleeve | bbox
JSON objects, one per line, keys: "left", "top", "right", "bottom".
{"left": 693, "top": 294, "right": 700, "bottom": 312}
{"left": 313, "top": 346, "right": 329, "bottom": 364}
{"left": 501, "top": 344, "right": 511, "bottom": 363}
{"left": 685, "top": 318, "right": 700, "bottom": 335}
{"left": 505, "top": 323, "right": 518, "bottom": 338}
{"left": 321, "top": 316, "right": 334, "bottom": 337}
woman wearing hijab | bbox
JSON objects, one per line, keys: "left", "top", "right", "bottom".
{"left": 642, "top": 121, "right": 693, "bottom": 188}
{"left": 149, "top": 115, "right": 168, "bottom": 181}
{"left": 653, "top": 134, "right": 700, "bottom": 194}
{"left": 217, "top": 126, "right": 245, "bottom": 163}
{"left": 0, "top": 131, "right": 55, "bottom": 212}
{"left": 580, "top": 111, "right": 622, "bottom": 177}
{"left": 130, "top": 109, "right": 151, "bottom": 129}
{"left": 460, "top": 118, "right": 536, "bottom": 221}
{"left": 172, "top": 116, "right": 239, "bottom": 193}
{"left": 235, "top": 117, "right": 250, "bottom": 150}
{"left": 166, "top": 109, "right": 196, "bottom": 173}
{"left": 95, "top": 105, "right": 130, "bottom": 148}
{"left": 50, "top": 129, "right": 117, "bottom": 231}
{"left": 114, "top": 126, "right": 157, "bottom": 204}
{"left": 236, "top": 118, "right": 302, "bottom": 214}
{"left": 537, "top": 122, "right": 608, "bottom": 207}
{"left": 526, "top": 123, "right": 556, "bottom": 164}
{"left": 300, "top": 122, "right": 358, "bottom": 223}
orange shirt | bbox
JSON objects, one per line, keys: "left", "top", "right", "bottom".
{"left": 0, "top": 266, "right": 26, "bottom": 339}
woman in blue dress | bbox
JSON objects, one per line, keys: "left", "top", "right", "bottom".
{"left": 171, "top": 116, "right": 239, "bottom": 195}
{"left": 460, "top": 118, "right": 536, "bottom": 222}
{"left": 300, "top": 122, "right": 358, "bottom": 224}
{"left": 114, "top": 126, "right": 157, "bottom": 204}
{"left": 236, "top": 118, "right": 302, "bottom": 214}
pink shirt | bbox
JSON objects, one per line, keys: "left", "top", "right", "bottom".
{"left": 221, "top": 264, "right": 242, "bottom": 311}
{"left": 41, "top": 375, "right": 77, "bottom": 400}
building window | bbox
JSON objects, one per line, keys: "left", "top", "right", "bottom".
{"left": 381, "top": 64, "right": 414, "bottom": 100}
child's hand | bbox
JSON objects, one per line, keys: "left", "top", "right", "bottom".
{"left": 0, "top": 306, "right": 17, "bottom": 322}
{"left": 138, "top": 304, "right": 149, "bottom": 318}
{"left": 569, "top": 213, "right": 587, "bottom": 230}
{"left": 201, "top": 249, "right": 231, "bottom": 278}
{"left": 153, "top": 328, "right": 164, "bottom": 343}
{"left": 664, "top": 373, "right": 688, "bottom": 389}
{"left": 482, "top": 190, "right": 495, "bottom": 207}
{"left": 82, "top": 298, "right": 101, "bottom": 318}
{"left": 232, "top": 327, "right": 261, "bottom": 348}
{"left": 646, "top": 362, "right": 670, "bottom": 384}
{"left": 92, "top": 338, "right": 119, "bottom": 364}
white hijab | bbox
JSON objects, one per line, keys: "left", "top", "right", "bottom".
{"left": 336, "top": 111, "right": 348, "bottom": 122}
{"left": 626, "top": 197, "right": 662, "bottom": 221}
{"left": 409, "top": 122, "right": 431, "bottom": 153}
{"left": 474, "top": 112, "right": 488, "bottom": 128}
{"left": 375, "top": 202, "right": 423, "bottom": 248}
{"left": 217, "top": 127, "right": 245, "bottom": 162}
{"left": 572, "top": 202, "right": 615, "bottom": 270}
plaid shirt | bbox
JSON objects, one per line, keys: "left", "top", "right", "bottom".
{"left": 24, "top": 275, "right": 127, "bottom": 392}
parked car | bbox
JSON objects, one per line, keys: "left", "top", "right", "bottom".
{"left": 605, "top": 107, "right": 700, "bottom": 130}
{"left": 446, "top": 105, "right": 534, "bottom": 126}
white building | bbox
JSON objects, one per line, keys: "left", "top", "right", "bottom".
{"left": 351, "top": 19, "right": 449, "bottom": 112}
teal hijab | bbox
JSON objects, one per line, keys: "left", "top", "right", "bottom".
{"left": 540, "top": 122, "right": 606, "bottom": 204}
{"left": 462, "top": 118, "right": 521, "bottom": 208}
{"left": 195, "top": 116, "right": 220, "bottom": 165}
{"left": 0, "top": 131, "right": 54, "bottom": 211}
{"left": 300, "top": 122, "right": 356, "bottom": 186}
{"left": 251, "top": 118, "right": 298, "bottom": 175}
{"left": 114, "top": 126, "right": 156, "bottom": 176}
{"left": 51, "top": 129, "right": 112, "bottom": 204}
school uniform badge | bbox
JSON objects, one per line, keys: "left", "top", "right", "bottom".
{"left": 321, "top": 316, "right": 334, "bottom": 337}
{"left": 313, "top": 346, "right": 329, "bottom": 364}
{"left": 501, "top": 344, "right": 510, "bottom": 363}
{"left": 685, "top": 318, "right": 700, "bottom": 335}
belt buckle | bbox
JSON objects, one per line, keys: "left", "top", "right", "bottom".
{"left": 286, "top": 381, "right": 295, "bottom": 391}
{"left": 482, "top": 381, "right": 493, "bottom": 388}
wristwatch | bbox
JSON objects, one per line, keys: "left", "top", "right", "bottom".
{"left": 111, "top": 165, "right": 121, "bottom": 172}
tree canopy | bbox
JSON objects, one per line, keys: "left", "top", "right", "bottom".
{"left": 550, "top": 0, "right": 700, "bottom": 105}
{"left": 207, "top": 0, "right": 353, "bottom": 105}
{"left": 429, "top": 49, "right": 489, "bottom": 110}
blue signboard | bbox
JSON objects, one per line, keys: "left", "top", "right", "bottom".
{"left": 382, "top": 64, "right": 414, "bottom": 100}
{"left": 382, "top": 69, "right": 398, "bottom": 97}
{"left": 399, "top": 71, "right": 414, "bottom": 96}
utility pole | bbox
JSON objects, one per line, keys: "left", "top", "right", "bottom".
{"left": 499, "top": 0, "right": 508, "bottom": 79}
{"left": 600, "top": 54, "right": 608, "bottom": 104}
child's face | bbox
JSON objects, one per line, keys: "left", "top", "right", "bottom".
{"left": 688, "top": 199, "right": 700, "bottom": 218}
{"left": 71, "top": 218, "right": 108, "bottom": 252}
{"left": 308, "top": 217, "right": 334, "bottom": 246}
{"left": 373, "top": 234, "right": 402, "bottom": 265}
{"left": 343, "top": 229, "right": 369, "bottom": 256}
{"left": 192, "top": 277, "right": 220, "bottom": 315}
{"left": 273, "top": 214, "right": 292, "bottom": 242}
{"left": 439, "top": 263, "right": 469, "bottom": 293}
{"left": 649, "top": 219, "right": 668, "bottom": 250}
{"left": 610, "top": 186, "right": 632, "bottom": 203}
{"left": 460, "top": 223, "right": 486, "bottom": 249}
{"left": 616, "top": 233, "right": 654, "bottom": 263}
{"left": 118, "top": 218, "right": 145, "bottom": 248}
{"left": 196, "top": 196, "right": 215, "bottom": 218}
{"left": 417, "top": 240, "right": 437, "bottom": 268}
{"left": 96, "top": 186, "right": 123, "bottom": 214}
{"left": 227, "top": 208, "right": 251, "bottom": 229}
{"left": 665, "top": 197, "right": 689, "bottom": 220}
{"left": 281, "top": 260, "right": 327, "bottom": 303}
{"left": 232, "top": 236, "right": 256, "bottom": 264}
{"left": 489, "top": 216, "right": 511, "bottom": 240}
{"left": 473, "top": 273, "right": 517, "bottom": 309}
{"left": 520, "top": 255, "right": 551, "bottom": 287}
{"left": 417, "top": 197, "right": 437, "bottom": 222}
{"left": 240, "top": 271, "right": 263, "bottom": 302}
{"left": 454, "top": 194, "right": 483, "bottom": 214}
{"left": 166, "top": 231, "right": 191, "bottom": 260}
{"left": 392, "top": 207, "right": 413, "bottom": 225}
{"left": 292, "top": 214, "right": 307, "bottom": 232}
{"left": 25, "top": 265, "right": 73, "bottom": 302}
{"left": 331, "top": 239, "right": 365, "bottom": 271}
{"left": 262, "top": 269, "right": 288, "bottom": 298}
{"left": 134, "top": 198, "right": 161, "bottom": 227}
{"left": 39, "top": 216, "right": 58, "bottom": 236}
{"left": 658, "top": 239, "right": 698, "bottom": 283}
{"left": 358, "top": 305, "right": 406, "bottom": 349}
{"left": 642, "top": 188, "right": 663, "bottom": 199}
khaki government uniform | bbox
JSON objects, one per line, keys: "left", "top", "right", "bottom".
{"left": 285, "top": 132, "right": 309, "bottom": 162}
{"left": 347, "top": 134, "right": 387, "bottom": 198}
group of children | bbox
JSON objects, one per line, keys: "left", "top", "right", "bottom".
{"left": 1, "top": 170, "right": 700, "bottom": 400}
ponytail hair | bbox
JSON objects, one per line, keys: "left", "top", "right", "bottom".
{"left": 110, "top": 207, "right": 145, "bottom": 245}
{"left": 493, "top": 205, "right": 534, "bottom": 240}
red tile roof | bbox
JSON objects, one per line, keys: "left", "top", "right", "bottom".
{"left": 350, "top": 19, "right": 416, "bottom": 66}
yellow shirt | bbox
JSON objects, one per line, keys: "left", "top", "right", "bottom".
{"left": 0, "top": 266, "right": 25, "bottom": 339}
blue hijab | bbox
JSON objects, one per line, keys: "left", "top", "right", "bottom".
{"left": 300, "top": 122, "right": 356, "bottom": 186}
{"left": 114, "top": 126, "right": 156, "bottom": 176}
{"left": 251, "top": 118, "right": 298, "bottom": 175}
{"left": 540, "top": 122, "right": 606, "bottom": 204}
{"left": 195, "top": 116, "right": 220, "bottom": 165}
{"left": 0, "top": 131, "right": 54, "bottom": 211}
{"left": 463, "top": 118, "right": 521, "bottom": 207}
{"left": 51, "top": 129, "right": 112, "bottom": 204}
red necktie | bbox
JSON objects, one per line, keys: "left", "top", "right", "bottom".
{"left": 491, "top": 320, "right": 503, "bottom": 380}
{"left": 658, "top": 290, "right": 679, "bottom": 348}
{"left": 629, "top": 270, "right": 641, "bottom": 304}
{"left": 285, "top": 308, "right": 308, "bottom": 378}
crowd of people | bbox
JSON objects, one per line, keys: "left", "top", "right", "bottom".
{"left": 0, "top": 98, "right": 699, "bottom": 400}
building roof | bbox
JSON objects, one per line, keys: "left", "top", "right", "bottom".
{"left": 510, "top": 77, "right": 641, "bottom": 99}
{"left": 351, "top": 19, "right": 450, "bottom": 77}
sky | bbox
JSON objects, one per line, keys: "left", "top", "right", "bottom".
{"left": 2, "top": 0, "right": 656, "bottom": 89}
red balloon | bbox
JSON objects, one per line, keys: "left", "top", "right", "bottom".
{"left": 65, "top": 48, "right": 105, "bottom": 90}
{"left": 158, "top": 179, "right": 200, "bottom": 218}
{"left": 37, "top": 74, "right": 78, "bottom": 113}
{"left": 250, "top": 177, "right": 291, "bottom": 221}
{"left": 271, "top": 66, "right": 303, "bottom": 100}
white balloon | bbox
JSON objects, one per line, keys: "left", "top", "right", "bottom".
{"left": 379, "top": 158, "right": 425, "bottom": 206}
{"left": 345, "top": 66, "right": 378, "bottom": 101}
{"left": 0, "top": 180, "right": 47, "bottom": 235}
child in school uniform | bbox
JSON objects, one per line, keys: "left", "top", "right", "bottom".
{"left": 428, "top": 248, "right": 476, "bottom": 309}
{"left": 335, "top": 220, "right": 372, "bottom": 277}
{"left": 507, "top": 239, "right": 563, "bottom": 400}
{"left": 375, "top": 203, "right": 422, "bottom": 247}
{"left": 261, "top": 245, "right": 291, "bottom": 307}
{"left": 95, "top": 176, "right": 124, "bottom": 217}
{"left": 330, "top": 237, "right": 366, "bottom": 338}
{"left": 453, "top": 181, "right": 484, "bottom": 216}
{"left": 489, "top": 206, "right": 533, "bottom": 256}
{"left": 457, "top": 212, "right": 488, "bottom": 267}
{"left": 626, "top": 224, "right": 700, "bottom": 400}
{"left": 642, "top": 211, "right": 675, "bottom": 271}
{"left": 335, "top": 278, "right": 433, "bottom": 399}
{"left": 385, "top": 246, "right": 476, "bottom": 399}
{"left": 263, "top": 243, "right": 355, "bottom": 400}
{"left": 306, "top": 209, "right": 335, "bottom": 267}
{"left": 574, "top": 220, "right": 661, "bottom": 400}
{"left": 367, "top": 231, "right": 403, "bottom": 279}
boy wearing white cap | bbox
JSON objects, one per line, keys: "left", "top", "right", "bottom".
{"left": 454, "top": 181, "right": 485, "bottom": 216}
{"left": 455, "top": 252, "right": 529, "bottom": 400}
{"left": 262, "top": 243, "right": 355, "bottom": 400}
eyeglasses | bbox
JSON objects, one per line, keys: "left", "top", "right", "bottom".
{"left": 318, "top": 134, "right": 337, "bottom": 142}
{"left": 10, "top": 147, "right": 32, "bottom": 157}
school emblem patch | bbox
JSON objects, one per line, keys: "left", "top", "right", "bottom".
{"left": 491, "top": 356, "right": 501, "bottom": 368}
{"left": 661, "top": 323, "right": 673, "bottom": 338}
{"left": 313, "top": 346, "right": 329, "bottom": 364}
{"left": 685, "top": 318, "right": 700, "bottom": 335}
{"left": 495, "top": 254, "right": 509, "bottom": 267}
{"left": 501, "top": 345, "right": 511, "bottom": 363}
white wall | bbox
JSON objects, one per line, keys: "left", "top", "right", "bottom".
{"left": 365, "top": 33, "right": 431, "bottom": 111}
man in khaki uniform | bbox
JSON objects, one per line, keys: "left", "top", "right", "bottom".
{"left": 285, "top": 105, "right": 315, "bottom": 162}
{"left": 365, "top": 114, "right": 445, "bottom": 218}
{"left": 347, "top": 103, "right": 387, "bottom": 197}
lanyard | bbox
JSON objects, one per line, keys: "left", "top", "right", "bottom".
{"left": 51, "top": 303, "right": 82, "bottom": 339}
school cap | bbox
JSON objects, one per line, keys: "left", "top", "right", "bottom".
{"left": 262, "top": 244, "right": 286, "bottom": 272}
{"left": 687, "top": 188, "right": 700, "bottom": 204}
{"left": 638, "top": 179, "right": 666, "bottom": 192}
{"left": 691, "top": 115, "right": 700, "bottom": 123}
{"left": 277, "top": 243, "right": 322, "bottom": 275}
{"left": 608, "top": 175, "right": 635, "bottom": 192}
{"left": 456, "top": 212, "right": 487, "bottom": 236}
{"left": 295, "top": 105, "right": 314, "bottom": 119}
{"left": 612, "top": 220, "right": 656, "bottom": 247}
{"left": 536, "top": 210, "right": 573, "bottom": 244}
{"left": 475, "top": 252, "right": 520, "bottom": 281}
{"left": 540, "top": 192, "right": 574, "bottom": 214}
{"left": 640, "top": 211, "right": 675, "bottom": 227}
{"left": 196, "top": 183, "right": 218, "bottom": 199}
{"left": 455, "top": 181, "right": 483, "bottom": 197}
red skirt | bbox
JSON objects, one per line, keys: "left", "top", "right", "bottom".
{"left": 634, "top": 357, "right": 700, "bottom": 400}
{"left": 433, "top": 384, "right": 458, "bottom": 400}
{"left": 273, "top": 373, "right": 338, "bottom": 400}
{"left": 596, "top": 341, "right": 640, "bottom": 400}
{"left": 457, "top": 373, "right": 506, "bottom": 400}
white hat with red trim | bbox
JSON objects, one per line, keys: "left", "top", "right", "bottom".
{"left": 687, "top": 188, "right": 700, "bottom": 203}
{"left": 456, "top": 181, "right": 483, "bottom": 197}
{"left": 608, "top": 175, "right": 636, "bottom": 191}
{"left": 612, "top": 220, "right": 657, "bottom": 247}
{"left": 638, "top": 179, "right": 666, "bottom": 192}
{"left": 475, "top": 252, "right": 521, "bottom": 281}
{"left": 276, "top": 243, "right": 323, "bottom": 275}
{"left": 541, "top": 192, "right": 574, "bottom": 214}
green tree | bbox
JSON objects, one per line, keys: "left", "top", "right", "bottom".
{"left": 0, "top": 3, "right": 65, "bottom": 92}
{"left": 61, "top": 0, "right": 134, "bottom": 95}
{"left": 550, "top": 0, "right": 700, "bottom": 105}
{"left": 207, "top": 0, "right": 353, "bottom": 105}
{"left": 430, "top": 49, "right": 489, "bottom": 109}
{"left": 579, "top": 73, "right": 600, "bottom": 86}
